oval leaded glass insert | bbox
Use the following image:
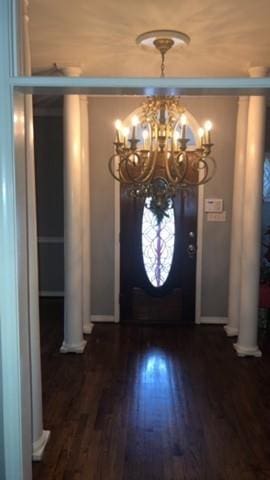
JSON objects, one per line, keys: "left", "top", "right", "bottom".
{"left": 142, "top": 199, "right": 175, "bottom": 287}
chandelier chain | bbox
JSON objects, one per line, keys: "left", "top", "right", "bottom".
{"left": 161, "top": 52, "right": 165, "bottom": 78}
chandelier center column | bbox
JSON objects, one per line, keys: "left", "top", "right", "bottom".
{"left": 234, "top": 66, "right": 268, "bottom": 357}
{"left": 60, "top": 66, "right": 87, "bottom": 354}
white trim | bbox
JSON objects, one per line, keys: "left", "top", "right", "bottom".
{"left": 32, "top": 430, "right": 50, "bottom": 462}
{"left": 38, "top": 236, "right": 64, "bottom": 244}
{"left": 39, "top": 291, "right": 64, "bottom": 297}
{"left": 91, "top": 315, "right": 115, "bottom": 323}
{"left": 83, "top": 323, "right": 94, "bottom": 334}
{"left": 200, "top": 316, "right": 228, "bottom": 325}
{"left": 114, "top": 169, "right": 120, "bottom": 323}
{"left": 60, "top": 339, "right": 87, "bottom": 354}
{"left": 195, "top": 184, "right": 204, "bottom": 324}
{"left": 13, "top": 75, "right": 270, "bottom": 95}
{"left": 224, "top": 325, "right": 239, "bottom": 337}
{"left": 233, "top": 343, "right": 262, "bottom": 358}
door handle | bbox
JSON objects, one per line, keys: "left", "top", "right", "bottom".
{"left": 187, "top": 232, "right": 197, "bottom": 258}
{"left": 187, "top": 244, "right": 196, "bottom": 258}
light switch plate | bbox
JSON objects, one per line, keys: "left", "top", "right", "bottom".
{"left": 207, "top": 211, "right": 227, "bottom": 222}
{"left": 205, "top": 198, "right": 223, "bottom": 213}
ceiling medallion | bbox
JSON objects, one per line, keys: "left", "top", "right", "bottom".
{"left": 108, "top": 30, "right": 216, "bottom": 221}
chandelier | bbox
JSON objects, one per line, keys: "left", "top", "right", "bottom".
{"left": 109, "top": 30, "right": 216, "bottom": 220}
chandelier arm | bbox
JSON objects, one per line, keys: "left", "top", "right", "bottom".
{"left": 119, "top": 156, "right": 139, "bottom": 183}
{"left": 165, "top": 152, "right": 182, "bottom": 184}
{"left": 139, "top": 150, "right": 158, "bottom": 182}
{"left": 181, "top": 156, "right": 208, "bottom": 186}
{"left": 196, "top": 156, "right": 217, "bottom": 185}
{"left": 112, "top": 155, "right": 136, "bottom": 184}
{"left": 172, "top": 151, "right": 189, "bottom": 181}
{"left": 193, "top": 154, "right": 217, "bottom": 186}
{"left": 125, "top": 149, "right": 158, "bottom": 184}
{"left": 124, "top": 152, "right": 151, "bottom": 183}
{"left": 108, "top": 154, "right": 122, "bottom": 182}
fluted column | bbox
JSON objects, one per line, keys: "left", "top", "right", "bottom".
{"left": 234, "top": 66, "right": 268, "bottom": 357}
{"left": 225, "top": 97, "right": 249, "bottom": 337}
{"left": 23, "top": 0, "right": 50, "bottom": 460}
{"left": 60, "top": 66, "right": 87, "bottom": 354}
{"left": 80, "top": 96, "right": 94, "bottom": 334}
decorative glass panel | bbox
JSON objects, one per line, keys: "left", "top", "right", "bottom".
{"left": 264, "top": 156, "right": 270, "bottom": 202}
{"left": 142, "top": 199, "right": 175, "bottom": 287}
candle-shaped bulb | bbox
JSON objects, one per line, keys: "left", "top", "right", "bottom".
{"left": 122, "top": 127, "right": 130, "bottom": 147}
{"left": 114, "top": 119, "right": 122, "bottom": 142}
{"left": 180, "top": 113, "right": 187, "bottom": 126}
{"left": 131, "top": 115, "right": 139, "bottom": 127}
{"left": 115, "top": 119, "right": 122, "bottom": 130}
{"left": 131, "top": 115, "right": 139, "bottom": 140}
{"left": 204, "top": 120, "right": 212, "bottom": 132}
{"left": 204, "top": 120, "right": 213, "bottom": 143}
{"left": 173, "top": 130, "right": 180, "bottom": 149}
{"left": 198, "top": 127, "right": 205, "bottom": 146}
{"left": 142, "top": 129, "right": 149, "bottom": 149}
{"left": 180, "top": 114, "right": 187, "bottom": 138}
{"left": 142, "top": 129, "right": 149, "bottom": 140}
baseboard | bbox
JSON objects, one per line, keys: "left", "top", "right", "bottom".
{"left": 200, "top": 316, "right": 228, "bottom": 325}
{"left": 91, "top": 315, "right": 115, "bottom": 323}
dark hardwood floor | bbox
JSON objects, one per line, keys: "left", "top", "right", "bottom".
{"left": 33, "top": 299, "right": 270, "bottom": 480}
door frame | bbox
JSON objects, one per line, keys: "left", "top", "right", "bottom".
{"left": 114, "top": 107, "right": 203, "bottom": 324}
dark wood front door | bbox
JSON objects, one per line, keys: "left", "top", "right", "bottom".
{"left": 120, "top": 186, "right": 197, "bottom": 324}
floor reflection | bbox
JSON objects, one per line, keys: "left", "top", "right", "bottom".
{"left": 132, "top": 349, "right": 176, "bottom": 433}
{"left": 140, "top": 350, "right": 170, "bottom": 388}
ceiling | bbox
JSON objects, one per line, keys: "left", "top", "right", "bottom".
{"left": 29, "top": 0, "right": 270, "bottom": 77}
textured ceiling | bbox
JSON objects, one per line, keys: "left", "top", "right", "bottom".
{"left": 29, "top": 0, "right": 270, "bottom": 77}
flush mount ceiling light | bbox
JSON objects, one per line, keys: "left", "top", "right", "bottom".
{"left": 108, "top": 30, "right": 216, "bottom": 221}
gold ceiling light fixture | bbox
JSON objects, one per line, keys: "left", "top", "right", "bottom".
{"left": 109, "top": 30, "right": 216, "bottom": 220}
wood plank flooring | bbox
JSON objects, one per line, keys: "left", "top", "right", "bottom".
{"left": 33, "top": 299, "right": 270, "bottom": 480}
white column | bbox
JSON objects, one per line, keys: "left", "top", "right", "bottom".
{"left": 23, "top": 0, "right": 50, "bottom": 460}
{"left": 80, "top": 96, "right": 94, "bottom": 334}
{"left": 225, "top": 97, "right": 249, "bottom": 337}
{"left": 234, "top": 66, "right": 268, "bottom": 357}
{"left": 60, "top": 66, "right": 87, "bottom": 354}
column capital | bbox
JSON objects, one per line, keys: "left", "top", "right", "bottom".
{"left": 249, "top": 66, "right": 269, "bottom": 78}
{"left": 62, "top": 66, "right": 82, "bottom": 77}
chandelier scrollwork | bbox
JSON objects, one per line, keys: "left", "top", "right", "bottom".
{"left": 108, "top": 32, "right": 216, "bottom": 220}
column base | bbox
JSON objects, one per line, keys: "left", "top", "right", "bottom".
{"left": 233, "top": 343, "right": 262, "bottom": 358}
{"left": 224, "top": 325, "right": 239, "bottom": 337}
{"left": 83, "top": 322, "right": 94, "bottom": 335}
{"left": 60, "top": 339, "right": 87, "bottom": 354}
{"left": 32, "top": 430, "right": 50, "bottom": 461}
